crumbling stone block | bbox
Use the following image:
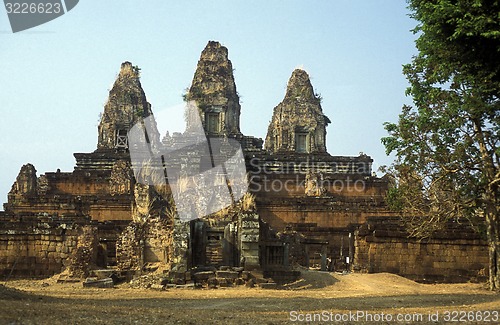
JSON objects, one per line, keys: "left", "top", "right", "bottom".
{"left": 259, "top": 282, "right": 277, "bottom": 289}
{"left": 207, "top": 277, "right": 218, "bottom": 288}
{"left": 83, "top": 278, "right": 114, "bottom": 288}
{"left": 217, "top": 278, "right": 232, "bottom": 287}
{"left": 150, "top": 284, "right": 166, "bottom": 291}
{"left": 245, "top": 278, "right": 256, "bottom": 288}
{"left": 193, "top": 271, "right": 215, "bottom": 282}
{"left": 241, "top": 271, "right": 252, "bottom": 281}
{"left": 215, "top": 271, "right": 238, "bottom": 279}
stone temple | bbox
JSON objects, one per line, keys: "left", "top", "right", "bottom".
{"left": 0, "top": 41, "right": 489, "bottom": 285}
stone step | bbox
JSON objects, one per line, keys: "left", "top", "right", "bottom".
{"left": 82, "top": 277, "right": 114, "bottom": 288}
{"left": 215, "top": 270, "right": 239, "bottom": 279}
{"left": 193, "top": 271, "right": 215, "bottom": 281}
{"left": 259, "top": 282, "right": 277, "bottom": 289}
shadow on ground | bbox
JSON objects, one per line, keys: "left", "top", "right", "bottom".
{"left": 1, "top": 285, "right": 499, "bottom": 325}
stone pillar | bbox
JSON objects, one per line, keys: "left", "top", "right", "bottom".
{"left": 238, "top": 213, "right": 260, "bottom": 270}
{"left": 171, "top": 217, "right": 191, "bottom": 272}
{"left": 223, "top": 223, "right": 237, "bottom": 266}
{"left": 284, "top": 243, "right": 290, "bottom": 268}
{"left": 321, "top": 245, "right": 327, "bottom": 271}
{"left": 304, "top": 245, "right": 310, "bottom": 269}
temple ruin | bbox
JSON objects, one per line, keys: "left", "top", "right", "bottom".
{"left": 0, "top": 41, "right": 489, "bottom": 286}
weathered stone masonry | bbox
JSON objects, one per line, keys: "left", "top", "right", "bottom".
{"left": 0, "top": 41, "right": 490, "bottom": 283}
{"left": 0, "top": 207, "right": 136, "bottom": 279}
{"left": 355, "top": 217, "right": 489, "bottom": 283}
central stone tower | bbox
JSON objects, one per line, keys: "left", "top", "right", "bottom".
{"left": 185, "top": 41, "right": 242, "bottom": 137}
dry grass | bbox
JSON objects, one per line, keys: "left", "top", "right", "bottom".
{"left": 241, "top": 192, "right": 256, "bottom": 211}
{"left": 1, "top": 272, "right": 498, "bottom": 324}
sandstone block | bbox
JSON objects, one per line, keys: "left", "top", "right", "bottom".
{"left": 259, "top": 282, "right": 277, "bottom": 289}
{"left": 216, "top": 271, "right": 239, "bottom": 279}
{"left": 193, "top": 271, "right": 214, "bottom": 281}
{"left": 83, "top": 278, "right": 114, "bottom": 288}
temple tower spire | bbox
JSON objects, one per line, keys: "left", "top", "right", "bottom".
{"left": 185, "top": 41, "right": 242, "bottom": 137}
{"left": 97, "top": 62, "right": 159, "bottom": 151}
{"left": 265, "top": 69, "right": 330, "bottom": 154}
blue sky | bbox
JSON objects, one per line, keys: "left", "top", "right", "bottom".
{"left": 0, "top": 1, "right": 417, "bottom": 208}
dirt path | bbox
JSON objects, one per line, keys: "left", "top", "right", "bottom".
{"left": 1, "top": 272, "right": 499, "bottom": 324}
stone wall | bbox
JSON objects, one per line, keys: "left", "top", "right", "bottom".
{"left": 354, "top": 217, "right": 489, "bottom": 283}
{"left": 0, "top": 213, "right": 131, "bottom": 278}
{"left": 66, "top": 225, "right": 100, "bottom": 277}
{"left": 246, "top": 151, "right": 394, "bottom": 272}
{"left": 4, "top": 161, "right": 135, "bottom": 222}
{"left": 116, "top": 218, "right": 173, "bottom": 271}
{"left": 0, "top": 214, "right": 90, "bottom": 278}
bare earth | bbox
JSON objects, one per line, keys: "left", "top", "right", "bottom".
{"left": 1, "top": 271, "right": 499, "bottom": 324}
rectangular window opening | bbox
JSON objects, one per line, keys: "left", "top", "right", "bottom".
{"left": 116, "top": 129, "right": 128, "bottom": 149}
{"left": 296, "top": 133, "right": 307, "bottom": 153}
{"left": 206, "top": 113, "right": 220, "bottom": 133}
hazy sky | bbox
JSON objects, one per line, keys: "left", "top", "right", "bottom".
{"left": 0, "top": 1, "right": 418, "bottom": 208}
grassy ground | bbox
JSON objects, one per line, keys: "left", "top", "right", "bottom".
{"left": 1, "top": 271, "right": 499, "bottom": 324}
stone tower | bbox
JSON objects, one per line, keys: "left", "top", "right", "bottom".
{"left": 185, "top": 41, "right": 242, "bottom": 137}
{"left": 5, "top": 164, "right": 38, "bottom": 209}
{"left": 97, "top": 62, "right": 160, "bottom": 150}
{"left": 265, "top": 69, "right": 330, "bottom": 153}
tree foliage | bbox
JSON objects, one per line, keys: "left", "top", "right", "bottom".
{"left": 382, "top": 0, "right": 500, "bottom": 290}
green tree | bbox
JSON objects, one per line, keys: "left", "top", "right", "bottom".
{"left": 382, "top": 0, "right": 500, "bottom": 290}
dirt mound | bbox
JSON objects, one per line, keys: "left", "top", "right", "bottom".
{"left": 330, "top": 272, "right": 442, "bottom": 297}
{"left": 281, "top": 269, "right": 432, "bottom": 293}
{"left": 284, "top": 268, "right": 338, "bottom": 289}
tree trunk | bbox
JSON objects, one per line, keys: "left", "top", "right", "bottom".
{"left": 474, "top": 120, "right": 500, "bottom": 290}
{"left": 486, "top": 212, "right": 500, "bottom": 291}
